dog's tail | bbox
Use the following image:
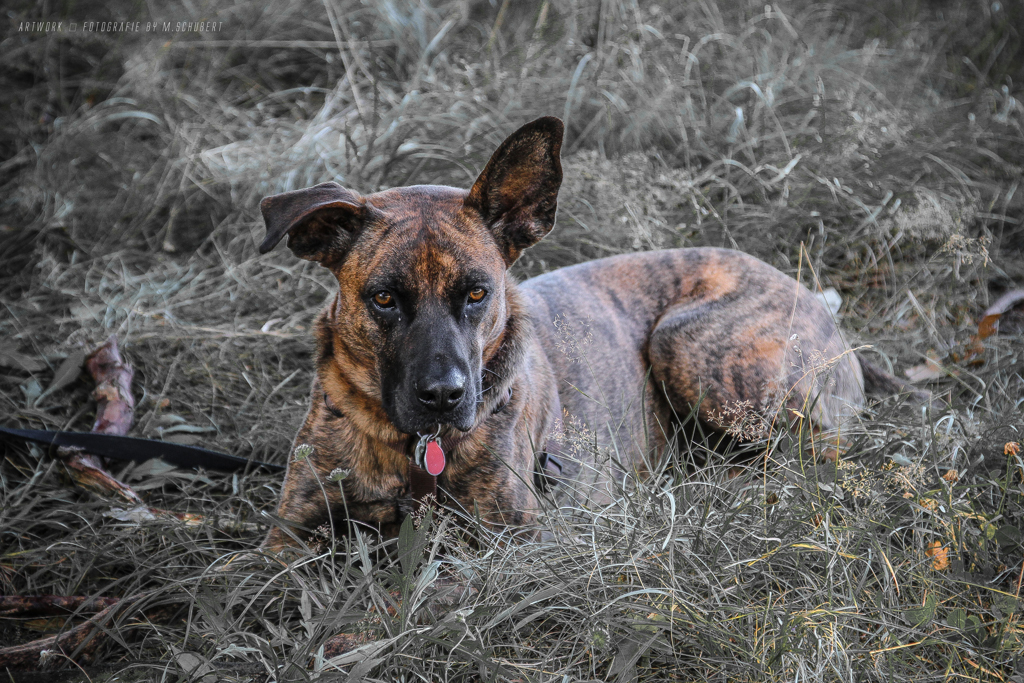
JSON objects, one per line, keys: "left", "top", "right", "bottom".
{"left": 856, "top": 352, "right": 933, "bottom": 404}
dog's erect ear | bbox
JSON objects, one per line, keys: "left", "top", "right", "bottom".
{"left": 465, "top": 117, "right": 563, "bottom": 266}
{"left": 259, "top": 182, "right": 365, "bottom": 267}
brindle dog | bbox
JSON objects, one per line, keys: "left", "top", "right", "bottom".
{"left": 257, "top": 116, "right": 916, "bottom": 550}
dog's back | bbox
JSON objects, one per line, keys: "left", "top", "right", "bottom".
{"left": 522, "top": 247, "right": 865, "bottom": 485}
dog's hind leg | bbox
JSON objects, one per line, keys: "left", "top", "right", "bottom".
{"left": 648, "top": 303, "right": 783, "bottom": 435}
{"left": 646, "top": 299, "right": 865, "bottom": 453}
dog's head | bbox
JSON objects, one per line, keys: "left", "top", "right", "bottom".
{"left": 259, "top": 117, "right": 563, "bottom": 436}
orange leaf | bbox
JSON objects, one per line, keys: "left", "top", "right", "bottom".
{"left": 926, "top": 541, "right": 949, "bottom": 571}
{"left": 978, "top": 313, "right": 1001, "bottom": 340}
{"left": 980, "top": 290, "right": 1024, "bottom": 338}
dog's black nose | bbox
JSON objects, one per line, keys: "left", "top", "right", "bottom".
{"left": 417, "top": 372, "right": 466, "bottom": 412}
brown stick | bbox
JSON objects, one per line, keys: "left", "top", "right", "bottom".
{"left": 57, "top": 446, "right": 144, "bottom": 506}
{"left": 57, "top": 336, "right": 144, "bottom": 505}
{"left": 0, "top": 594, "right": 143, "bottom": 669}
{"left": 86, "top": 334, "right": 135, "bottom": 435}
{"left": 0, "top": 595, "right": 119, "bottom": 618}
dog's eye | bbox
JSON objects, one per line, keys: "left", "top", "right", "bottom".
{"left": 468, "top": 288, "right": 487, "bottom": 303}
{"left": 373, "top": 291, "right": 394, "bottom": 308}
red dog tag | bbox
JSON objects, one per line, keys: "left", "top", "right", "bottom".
{"left": 425, "top": 440, "right": 445, "bottom": 476}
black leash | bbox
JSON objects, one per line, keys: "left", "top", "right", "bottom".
{"left": 0, "top": 427, "right": 284, "bottom": 473}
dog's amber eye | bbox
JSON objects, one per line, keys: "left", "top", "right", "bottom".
{"left": 468, "top": 288, "right": 486, "bottom": 303}
{"left": 373, "top": 291, "right": 394, "bottom": 307}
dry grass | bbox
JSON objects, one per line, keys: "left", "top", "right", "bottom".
{"left": 1, "top": 0, "right": 1023, "bottom": 680}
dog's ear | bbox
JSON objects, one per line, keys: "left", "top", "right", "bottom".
{"left": 259, "top": 182, "right": 365, "bottom": 267}
{"left": 465, "top": 117, "right": 563, "bottom": 266}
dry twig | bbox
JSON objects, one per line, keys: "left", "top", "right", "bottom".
{"left": 56, "top": 336, "right": 142, "bottom": 505}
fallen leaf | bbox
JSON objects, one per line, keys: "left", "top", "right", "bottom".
{"left": 34, "top": 348, "right": 87, "bottom": 406}
{"left": 905, "top": 349, "right": 945, "bottom": 382}
{"left": 20, "top": 378, "right": 42, "bottom": 405}
{"left": 948, "top": 290, "right": 1024, "bottom": 368}
{"left": 926, "top": 541, "right": 949, "bottom": 571}
{"left": 69, "top": 303, "right": 105, "bottom": 321}
{"left": 995, "top": 524, "right": 1022, "bottom": 550}
{"left": 0, "top": 350, "right": 45, "bottom": 372}
{"left": 126, "top": 458, "right": 177, "bottom": 479}
{"left": 889, "top": 452, "right": 915, "bottom": 467}
{"left": 979, "top": 290, "right": 1024, "bottom": 338}
{"left": 814, "top": 288, "right": 843, "bottom": 318}
{"left": 103, "top": 506, "right": 159, "bottom": 523}
{"left": 977, "top": 313, "right": 1001, "bottom": 340}
{"left": 905, "top": 594, "right": 937, "bottom": 626}
{"left": 159, "top": 424, "right": 217, "bottom": 435}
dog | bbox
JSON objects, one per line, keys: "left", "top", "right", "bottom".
{"left": 256, "top": 116, "right": 920, "bottom": 551}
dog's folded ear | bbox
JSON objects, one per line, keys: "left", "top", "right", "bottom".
{"left": 259, "top": 182, "right": 365, "bottom": 267}
{"left": 465, "top": 117, "right": 563, "bottom": 266}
